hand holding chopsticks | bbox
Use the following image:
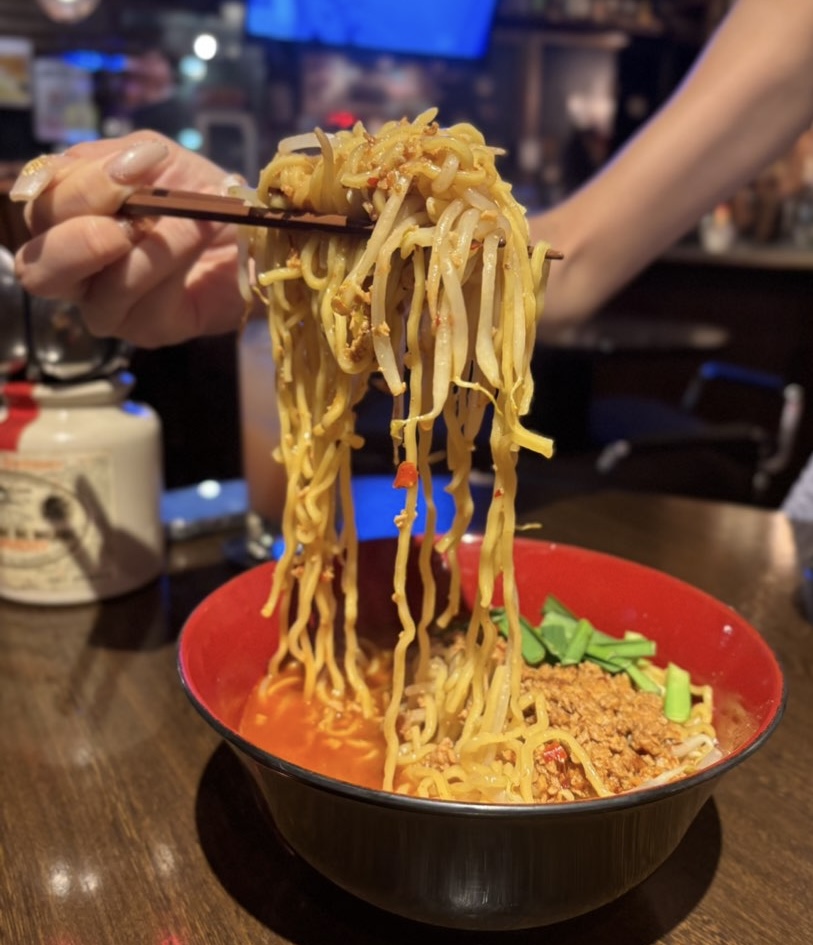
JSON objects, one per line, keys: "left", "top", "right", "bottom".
{"left": 11, "top": 135, "right": 562, "bottom": 351}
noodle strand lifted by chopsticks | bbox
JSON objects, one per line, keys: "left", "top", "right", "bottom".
{"left": 244, "top": 109, "right": 555, "bottom": 800}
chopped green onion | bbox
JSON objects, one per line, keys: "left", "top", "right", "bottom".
{"left": 521, "top": 631, "right": 547, "bottom": 666}
{"left": 537, "top": 613, "right": 576, "bottom": 660}
{"left": 493, "top": 608, "right": 547, "bottom": 666}
{"left": 624, "top": 662, "right": 662, "bottom": 694}
{"left": 562, "top": 618, "right": 594, "bottom": 665}
{"left": 664, "top": 662, "right": 692, "bottom": 722}
{"left": 542, "top": 594, "right": 577, "bottom": 619}
{"left": 490, "top": 599, "right": 687, "bottom": 722}
{"left": 588, "top": 627, "right": 620, "bottom": 646}
{"left": 585, "top": 654, "right": 627, "bottom": 674}
{"left": 587, "top": 638, "right": 657, "bottom": 661}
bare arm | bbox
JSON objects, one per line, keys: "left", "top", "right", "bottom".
{"left": 530, "top": 0, "right": 813, "bottom": 326}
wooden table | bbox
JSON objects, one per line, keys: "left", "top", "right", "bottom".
{"left": 2, "top": 490, "right": 811, "bottom": 944}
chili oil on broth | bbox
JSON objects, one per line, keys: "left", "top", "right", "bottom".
{"left": 239, "top": 653, "right": 391, "bottom": 791}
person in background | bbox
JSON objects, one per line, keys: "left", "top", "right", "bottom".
{"left": 121, "top": 49, "right": 196, "bottom": 142}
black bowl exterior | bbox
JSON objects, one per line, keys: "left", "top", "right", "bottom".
{"left": 236, "top": 747, "right": 715, "bottom": 931}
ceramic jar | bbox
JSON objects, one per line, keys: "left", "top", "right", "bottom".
{"left": 0, "top": 371, "right": 164, "bottom": 604}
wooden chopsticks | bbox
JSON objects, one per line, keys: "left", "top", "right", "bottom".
{"left": 121, "top": 187, "right": 375, "bottom": 235}
{"left": 120, "top": 187, "right": 564, "bottom": 258}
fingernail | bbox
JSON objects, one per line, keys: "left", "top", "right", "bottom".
{"left": 106, "top": 139, "right": 169, "bottom": 183}
{"left": 10, "top": 155, "right": 57, "bottom": 202}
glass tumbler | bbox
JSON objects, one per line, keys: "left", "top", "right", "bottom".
{"left": 230, "top": 316, "right": 287, "bottom": 565}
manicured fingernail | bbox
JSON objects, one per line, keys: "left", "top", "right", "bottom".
{"left": 106, "top": 139, "right": 169, "bottom": 183}
{"left": 10, "top": 155, "right": 57, "bottom": 202}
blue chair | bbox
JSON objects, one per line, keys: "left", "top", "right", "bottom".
{"left": 591, "top": 360, "right": 805, "bottom": 503}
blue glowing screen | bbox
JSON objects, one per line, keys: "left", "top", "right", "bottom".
{"left": 246, "top": 0, "right": 498, "bottom": 60}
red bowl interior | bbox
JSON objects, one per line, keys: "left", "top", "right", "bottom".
{"left": 179, "top": 536, "right": 785, "bottom": 771}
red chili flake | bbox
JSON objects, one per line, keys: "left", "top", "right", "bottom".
{"left": 393, "top": 461, "right": 419, "bottom": 489}
{"left": 367, "top": 177, "right": 379, "bottom": 188}
{"left": 494, "top": 488, "right": 504, "bottom": 498}
{"left": 542, "top": 742, "right": 568, "bottom": 766}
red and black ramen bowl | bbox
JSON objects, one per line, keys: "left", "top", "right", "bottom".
{"left": 178, "top": 535, "right": 785, "bottom": 930}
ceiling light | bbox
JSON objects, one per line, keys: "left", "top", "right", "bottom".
{"left": 193, "top": 34, "right": 218, "bottom": 62}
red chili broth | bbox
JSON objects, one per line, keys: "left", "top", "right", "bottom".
{"left": 239, "top": 664, "right": 390, "bottom": 791}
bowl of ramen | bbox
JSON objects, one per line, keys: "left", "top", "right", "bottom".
{"left": 178, "top": 534, "right": 785, "bottom": 931}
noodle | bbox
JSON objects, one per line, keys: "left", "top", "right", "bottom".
{"left": 240, "top": 110, "right": 715, "bottom": 803}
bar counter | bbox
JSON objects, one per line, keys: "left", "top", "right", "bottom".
{"left": 2, "top": 489, "right": 811, "bottom": 944}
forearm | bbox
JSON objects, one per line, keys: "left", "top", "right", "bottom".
{"left": 531, "top": 0, "right": 813, "bottom": 325}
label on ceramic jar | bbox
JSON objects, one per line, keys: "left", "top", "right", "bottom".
{"left": 0, "top": 450, "right": 116, "bottom": 597}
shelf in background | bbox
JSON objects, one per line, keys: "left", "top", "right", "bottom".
{"left": 665, "top": 240, "right": 813, "bottom": 271}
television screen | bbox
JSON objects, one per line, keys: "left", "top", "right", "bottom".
{"left": 246, "top": 0, "right": 499, "bottom": 60}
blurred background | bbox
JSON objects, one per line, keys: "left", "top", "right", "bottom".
{"left": 1, "top": 0, "right": 810, "bottom": 512}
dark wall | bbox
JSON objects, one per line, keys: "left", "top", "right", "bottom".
{"left": 130, "top": 334, "right": 242, "bottom": 489}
